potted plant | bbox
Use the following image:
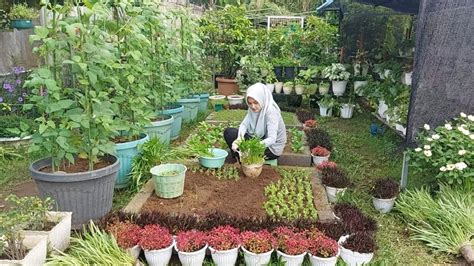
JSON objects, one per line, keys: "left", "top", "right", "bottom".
{"left": 175, "top": 230, "right": 208, "bottom": 266}
{"left": 240, "top": 230, "right": 276, "bottom": 266}
{"left": 187, "top": 134, "right": 228, "bottom": 169}
{"left": 150, "top": 163, "right": 187, "bottom": 199}
{"left": 238, "top": 138, "right": 266, "bottom": 178}
{"left": 8, "top": 3, "right": 38, "bottom": 29}
{"left": 371, "top": 178, "right": 400, "bottom": 213}
{"left": 108, "top": 222, "right": 143, "bottom": 260}
{"left": 227, "top": 94, "right": 245, "bottom": 106}
{"left": 303, "top": 119, "right": 318, "bottom": 131}
{"left": 316, "top": 161, "right": 337, "bottom": 172}
{"left": 283, "top": 81, "right": 294, "bottom": 95}
{"left": 311, "top": 146, "right": 330, "bottom": 166}
{"left": 340, "top": 93, "right": 356, "bottom": 119}
{"left": 307, "top": 232, "right": 339, "bottom": 266}
{"left": 139, "top": 224, "right": 174, "bottom": 266}
{"left": 322, "top": 64, "right": 350, "bottom": 96}
{"left": 321, "top": 167, "right": 350, "bottom": 203}
{"left": 273, "top": 227, "right": 308, "bottom": 266}
{"left": 305, "top": 127, "right": 333, "bottom": 152}
{"left": 338, "top": 233, "right": 376, "bottom": 265}
{"left": 209, "top": 95, "right": 227, "bottom": 112}
{"left": 207, "top": 225, "right": 241, "bottom": 266}
{"left": 274, "top": 79, "right": 284, "bottom": 94}
{"left": 294, "top": 78, "right": 305, "bottom": 95}
{"left": 317, "top": 95, "right": 336, "bottom": 117}
{"left": 265, "top": 71, "right": 277, "bottom": 93}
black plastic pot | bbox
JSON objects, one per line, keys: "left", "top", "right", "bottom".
{"left": 274, "top": 66, "right": 284, "bottom": 80}
{"left": 272, "top": 93, "right": 286, "bottom": 104}
{"left": 287, "top": 94, "right": 302, "bottom": 107}
{"left": 284, "top": 66, "right": 296, "bottom": 80}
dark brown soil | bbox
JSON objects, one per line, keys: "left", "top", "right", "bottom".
{"left": 40, "top": 158, "right": 112, "bottom": 173}
{"left": 141, "top": 165, "right": 281, "bottom": 218}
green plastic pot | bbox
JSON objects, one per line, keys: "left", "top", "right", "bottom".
{"left": 115, "top": 134, "right": 149, "bottom": 189}
{"left": 11, "top": 19, "right": 34, "bottom": 29}
{"left": 144, "top": 115, "right": 174, "bottom": 146}
{"left": 150, "top": 163, "right": 187, "bottom": 198}
{"left": 177, "top": 98, "right": 200, "bottom": 123}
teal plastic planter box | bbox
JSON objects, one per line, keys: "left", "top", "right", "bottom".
{"left": 11, "top": 19, "right": 34, "bottom": 29}
{"left": 150, "top": 163, "right": 187, "bottom": 198}
{"left": 177, "top": 98, "right": 200, "bottom": 123}
{"left": 199, "top": 148, "right": 228, "bottom": 169}
{"left": 197, "top": 93, "right": 209, "bottom": 112}
{"left": 214, "top": 103, "right": 224, "bottom": 112}
{"left": 114, "top": 134, "right": 149, "bottom": 189}
{"left": 144, "top": 115, "right": 174, "bottom": 146}
{"left": 157, "top": 104, "right": 184, "bottom": 140}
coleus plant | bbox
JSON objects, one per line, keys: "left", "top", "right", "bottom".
{"left": 139, "top": 224, "right": 173, "bottom": 250}
{"left": 207, "top": 225, "right": 241, "bottom": 251}
{"left": 307, "top": 232, "right": 338, "bottom": 258}
{"left": 311, "top": 146, "right": 330, "bottom": 157}
{"left": 107, "top": 222, "right": 142, "bottom": 249}
{"left": 321, "top": 167, "right": 351, "bottom": 188}
{"left": 176, "top": 230, "right": 207, "bottom": 252}
{"left": 341, "top": 232, "right": 377, "bottom": 254}
{"left": 304, "top": 119, "right": 318, "bottom": 129}
{"left": 316, "top": 161, "right": 337, "bottom": 172}
{"left": 273, "top": 226, "right": 308, "bottom": 255}
{"left": 240, "top": 230, "right": 276, "bottom": 254}
{"left": 372, "top": 178, "right": 400, "bottom": 199}
{"left": 333, "top": 203, "right": 377, "bottom": 233}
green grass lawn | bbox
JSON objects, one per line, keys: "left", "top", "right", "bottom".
{"left": 318, "top": 111, "right": 453, "bottom": 265}
{"left": 210, "top": 109, "right": 298, "bottom": 125}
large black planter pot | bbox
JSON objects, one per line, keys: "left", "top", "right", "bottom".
{"left": 274, "top": 66, "right": 284, "bottom": 80}
{"left": 29, "top": 155, "right": 119, "bottom": 228}
{"left": 284, "top": 66, "right": 296, "bottom": 80}
{"left": 309, "top": 94, "right": 322, "bottom": 109}
{"left": 287, "top": 94, "right": 302, "bottom": 107}
{"left": 272, "top": 93, "right": 287, "bottom": 104}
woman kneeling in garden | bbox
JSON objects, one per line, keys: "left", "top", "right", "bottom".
{"left": 224, "top": 83, "right": 287, "bottom": 162}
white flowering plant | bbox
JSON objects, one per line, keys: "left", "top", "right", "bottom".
{"left": 322, "top": 63, "right": 350, "bottom": 81}
{"left": 409, "top": 113, "right": 473, "bottom": 190}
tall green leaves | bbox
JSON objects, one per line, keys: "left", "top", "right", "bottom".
{"left": 239, "top": 137, "right": 265, "bottom": 165}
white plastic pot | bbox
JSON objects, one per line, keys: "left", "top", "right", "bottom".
{"left": 227, "top": 95, "right": 244, "bottom": 106}
{"left": 0, "top": 234, "right": 47, "bottom": 265}
{"left": 266, "top": 83, "right": 275, "bottom": 93}
{"left": 338, "top": 236, "right": 374, "bottom": 266}
{"left": 372, "top": 196, "right": 397, "bottom": 213}
{"left": 144, "top": 240, "right": 174, "bottom": 266}
{"left": 353, "top": 81, "right": 367, "bottom": 96}
{"left": 209, "top": 246, "right": 239, "bottom": 266}
{"left": 395, "top": 123, "right": 407, "bottom": 135}
{"left": 319, "top": 106, "right": 333, "bottom": 117}
{"left": 242, "top": 246, "right": 273, "bottom": 266}
{"left": 275, "top": 82, "right": 283, "bottom": 93}
{"left": 340, "top": 104, "right": 354, "bottom": 119}
{"left": 319, "top": 86, "right": 329, "bottom": 95}
{"left": 324, "top": 185, "right": 347, "bottom": 203}
{"left": 377, "top": 100, "right": 388, "bottom": 118}
{"left": 209, "top": 95, "right": 226, "bottom": 101}
{"left": 127, "top": 245, "right": 141, "bottom": 261}
{"left": 177, "top": 244, "right": 208, "bottom": 266}
{"left": 22, "top": 211, "right": 72, "bottom": 252}
{"left": 402, "top": 71, "right": 413, "bottom": 85}
{"left": 309, "top": 250, "right": 339, "bottom": 266}
{"left": 295, "top": 85, "right": 305, "bottom": 95}
{"left": 276, "top": 250, "right": 306, "bottom": 266}
{"left": 283, "top": 85, "right": 293, "bottom": 95}
{"left": 312, "top": 154, "right": 329, "bottom": 166}
{"left": 331, "top": 81, "right": 347, "bottom": 96}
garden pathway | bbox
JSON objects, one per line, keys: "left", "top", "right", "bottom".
{"left": 0, "top": 180, "right": 38, "bottom": 210}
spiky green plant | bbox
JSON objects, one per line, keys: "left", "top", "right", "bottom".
{"left": 238, "top": 138, "right": 265, "bottom": 165}
{"left": 396, "top": 186, "right": 474, "bottom": 260}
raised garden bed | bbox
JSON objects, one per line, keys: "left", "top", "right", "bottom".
{"left": 206, "top": 110, "right": 301, "bottom": 128}
{"left": 126, "top": 164, "right": 334, "bottom": 222}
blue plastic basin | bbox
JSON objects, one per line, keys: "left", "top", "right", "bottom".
{"left": 199, "top": 148, "right": 228, "bottom": 169}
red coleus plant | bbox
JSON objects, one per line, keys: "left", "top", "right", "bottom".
{"left": 241, "top": 230, "right": 276, "bottom": 254}
{"left": 304, "top": 119, "right": 318, "bottom": 128}
{"left": 176, "top": 230, "right": 207, "bottom": 252}
{"left": 272, "top": 227, "right": 308, "bottom": 255}
{"left": 311, "top": 146, "right": 330, "bottom": 157}
{"left": 307, "top": 233, "right": 338, "bottom": 258}
{"left": 207, "top": 225, "right": 241, "bottom": 251}
{"left": 316, "top": 161, "right": 337, "bottom": 172}
{"left": 107, "top": 222, "right": 142, "bottom": 249}
{"left": 139, "top": 224, "right": 173, "bottom": 250}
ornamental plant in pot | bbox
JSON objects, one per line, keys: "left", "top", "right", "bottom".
{"left": 25, "top": 2, "right": 123, "bottom": 227}
{"left": 338, "top": 232, "right": 376, "bottom": 266}
{"left": 319, "top": 82, "right": 330, "bottom": 95}
{"left": 340, "top": 93, "right": 356, "bottom": 119}
{"left": 240, "top": 230, "right": 276, "bottom": 266}
{"left": 303, "top": 119, "right": 318, "bottom": 131}
{"left": 317, "top": 95, "right": 336, "bottom": 117}
{"left": 175, "top": 230, "right": 208, "bottom": 266}
{"left": 311, "top": 146, "right": 330, "bottom": 166}
{"left": 107, "top": 222, "right": 142, "bottom": 261}
{"left": 238, "top": 138, "right": 266, "bottom": 178}
{"left": 139, "top": 224, "right": 174, "bottom": 266}
{"left": 321, "top": 167, "right": 351, "bottom": 203}
{"left": 322, "top": 63, "right": 350, "bottom": 96}
{"left": 316, "top": 161, "right": 337, "bottom": 172}
{"left": 294, "top": 78, "right": 305, "bottom": 95}
{"left": 371, "top": 178, "right": 400, "bottom": 213}
{"left": 275, "top": 80, "right": 284, "bottom": 94}
{"left": 227, "top": 94, "right": 245, "bottom": 106}
{"left": 273, "top": 227, "right": 308, "bottom": 266}
{"left": 307, "top": 231, "right": 339, "bottom": 266}
{"left": 187, "top": 130, "right": 228, "bottom": 169}
{"left": 305, "top": 127, "right": 333, "bottom": 151}
{"left": 283, "top": 81, "right": 294, "bottom": 95}
{"left": 8, "top": 3, "right": 38, "bottom": 29}
{"left": 207, "top": 225, "right": 241, "bottom": 266}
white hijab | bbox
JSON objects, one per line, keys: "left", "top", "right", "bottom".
{"left": 245, "top": 83, "right": 281, "bottom": 138}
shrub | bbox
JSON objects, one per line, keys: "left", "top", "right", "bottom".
{"left": 107, "top": 222, "right": 142, "bottom": 249}
{"left": 139, "top": 224, "right": 172, "bottom": 250}
{"left": 372, "top": 178, "right": 399, "bottom": 199}
{"left": 321, "top": 167, "right": 350, "bottom": 188}
{"left": 307, "top": 233, "right": 338, "bottom": 258}
{"left": 176, "top": 230, "right": 207, "bottom": 252}
{"left": 305, "top": 128, "right": 332, "bottom": 150}
{"left": 311, "top": 146, "right": 330, "bottom": 157}
{"left": 333, "top": 203, "right": 378, "bottom": 233}
{"left": 341, "top": 232, "right": 377, "bottom": 253}
{"left": 241, "top": 230, "right": 276, "bottom": 254}
{"left": 8, "top": 3, "right": 38, "bottom": 20}
{"left": 207, "top": 225, "right": 240, "bottom": 251}
{"left": 0, "top": 115, "right": 35, "bottom": 138}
